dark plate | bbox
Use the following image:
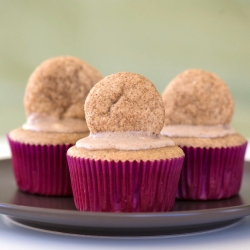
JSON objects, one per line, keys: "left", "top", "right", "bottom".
{"left": 0, "top": 159, "right": 250, "bottom": 236}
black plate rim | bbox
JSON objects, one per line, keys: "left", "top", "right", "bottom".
{"left": 1, "top": 159, "right": 250, "bottom": 230}
{"left": 1, "top": 200, "right": 250, "bottom": 218}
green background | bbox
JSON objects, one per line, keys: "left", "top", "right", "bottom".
{"left": 0, "top": 0, "right": 249, "bottom": 136}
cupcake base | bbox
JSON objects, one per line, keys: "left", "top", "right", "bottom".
{"left": 8, "top": 136, "right": 73, "bottom": 196}
{"left": 176, "top": 143, "right": 247, "bottom": 200}
{"left": 67, "top": 156, "right": 184, "bottom": 212}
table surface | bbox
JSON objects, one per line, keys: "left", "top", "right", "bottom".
{"left": 0, "top": 137, "right": 250, "bottom": 250}
{"left": 1, "top": 215, "right": 250, "bottom": 250}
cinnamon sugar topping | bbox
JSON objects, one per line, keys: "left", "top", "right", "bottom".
{"left": 162, "top": 69, "right": 234, "bottom": 126}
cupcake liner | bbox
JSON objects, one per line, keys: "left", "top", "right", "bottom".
{"left": 176, "top": 142, "right": 248, "bottom": 200}
{"left": 67, "top": 156, "right": 184, "bottom": 212}
{"left": 8, "top": 135, "right": 73, "bottom": 196}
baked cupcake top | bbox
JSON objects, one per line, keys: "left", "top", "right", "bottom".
{"left": 161, "top": 69, "right": 237, "bottom": 139}
{"left": 23, "top": 56, "right": 102, "bottom": 133}
{"left": 76, "top": 72, "right": 175, "bottom": 150}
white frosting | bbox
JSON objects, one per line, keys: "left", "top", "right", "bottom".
{"left": 76, "top": 131, "right": 175, "bottom": 150}
{"left": 161, "top": 124, "right": 235, "bottom": 138}
{"left": 22, "top": 114, "right": 88, "bottom": 133}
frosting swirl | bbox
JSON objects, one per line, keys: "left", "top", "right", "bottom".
{"left": 161, "top": 124, "right": 235, "bottom": 138}
{"left": 22, "top": 114, "right": 88, "bottom": 133}
{"left": 76, "top": 131, "right": 175, "bottom": 150}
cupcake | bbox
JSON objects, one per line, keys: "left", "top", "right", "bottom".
{"left": 161, "top": 69, "right": 247, "bottom": 200}
{"left": 67, "top": 72, "right": 184, "bottom": 212}
{"left": 8, "top": 56, "right": 102, "bottom": 196}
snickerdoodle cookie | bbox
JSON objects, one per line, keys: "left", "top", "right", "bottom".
{"left": 25, "top": 56, "right": 102, "bottom": 120}
{"left": 85, "top": 72, "right": 164, "bottom": 134}
{"left": 162, "top": 69, "right": 234, "bottom": 126}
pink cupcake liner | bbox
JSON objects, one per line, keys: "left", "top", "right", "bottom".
{"left": 67, "top": 155, "right": 184, "bottom": 212}
{"left": 176, "top": 142, "right": 248, "bottom": 200}
{"left": 8, "top": 135, "right": 73, "bottom": 196}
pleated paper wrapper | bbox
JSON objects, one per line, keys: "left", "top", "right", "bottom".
{"left": 176, "top": 142, "right": 248, "bottom": 200}
{"left": 8, "top": 135, "right": 73, "bottom": 196}
{"left": 67, "top": 155, "right": 184, "bottom": 212}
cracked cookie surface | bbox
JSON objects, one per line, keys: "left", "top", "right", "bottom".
{"left": 162, "top": 69, "right": 234, "bottom": 125}
{"left": 24, "top": 56, "right": 102, "bottom": 119}
{"left": 85, "top": 72, "right": 165, "bottom": 134}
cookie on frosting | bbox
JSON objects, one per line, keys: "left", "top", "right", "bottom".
{"left": 85, "top": 72, "right": 165, "bottom": 134}
{"left": 162, "top": 69, "right": 234, "bottom": 126}
{"left": 25, "top": 56, "right": 102, "bottom": 120}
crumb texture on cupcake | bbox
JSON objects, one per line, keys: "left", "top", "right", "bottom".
{"left": 24, "top": 56, "right": 102, "bottom": 120}
{"left": 162, "top": 69, "right": 234, "bottom": 126}
{"left": 85, "top": 72, "right": 165, "bottom": 135}
{"left": 9, "top": 127, "right": 89, "bottom": 145}
{"left": 171, "top": 133, "right": 246, "bottom": 148}
{"left": 67, "top": 145, "right": 184, "bottom": 161}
